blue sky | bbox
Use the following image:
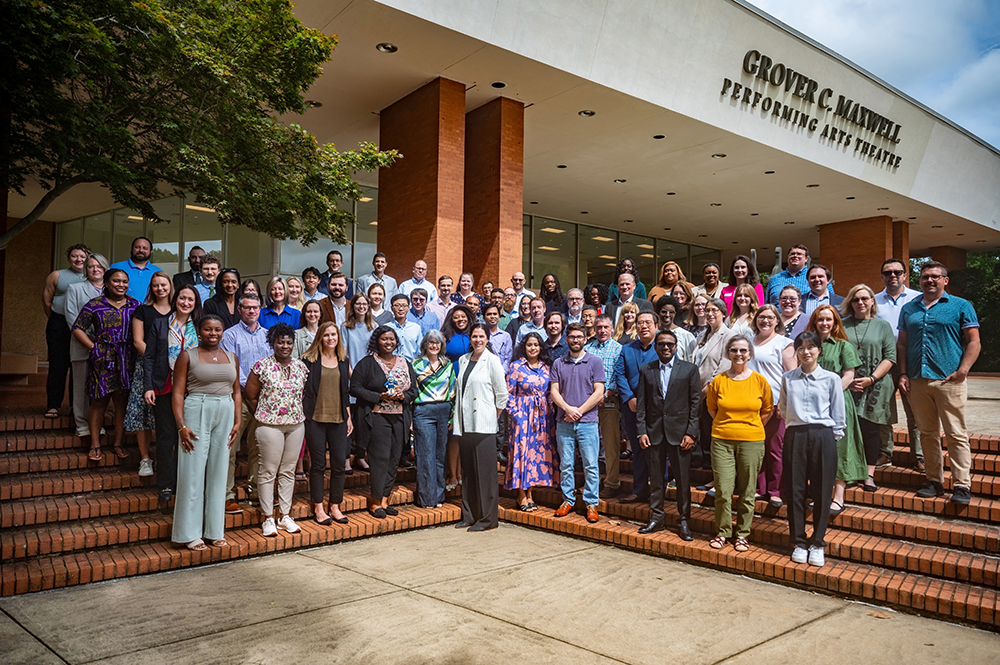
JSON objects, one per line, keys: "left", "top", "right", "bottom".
{"left": 749, "top": 0, "right": 1000, "bottom": 149}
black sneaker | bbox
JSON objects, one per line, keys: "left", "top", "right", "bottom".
{"left": 950, "top": 486, "right": 972, "bottom": 505}
{"left": 915, "top": 480, "right": 945, "bottom": 498}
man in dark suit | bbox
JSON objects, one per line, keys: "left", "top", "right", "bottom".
{"left": 605, "top": 272, "right": 653, "bottom": 325}
{"left": 318, "top": 250, "right": 354, "bottom": 300}
{"left": 635, "top": 329, "right": 701, "bottom": 541}
{"left": 172, "top": 246, "right": 205, "bottom": 290}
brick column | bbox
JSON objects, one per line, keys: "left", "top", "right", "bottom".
{"left": 818, "top": 215, "right": 892, "bottom": 294}
{"left": 931, "top": 245, "right": 967, "bottom": 297}
{"left": 377, "top": 78, "right": 466, "bottom": 284}
{"left": 892, "top": 221, "right": 910, "bottom": 267}
{"left": 463, "top": 97, "right": 524, "bottom": 287}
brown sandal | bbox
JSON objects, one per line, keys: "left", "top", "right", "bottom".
{"left": 709, "top": 535, "right": 727, "bottom": 549}
{"left": 113, "top": 445, "right": 130, "bottom": 459}
{"left": 87, "top": 447, "right": 103, "bottom": 462}
{"left": 734, "top": 537, "right": 750, "bottom": 552}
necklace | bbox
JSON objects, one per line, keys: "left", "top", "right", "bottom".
{"left": 849, "top": 317, "right": 873, "bottom": 352}
{"left": 202, "top": 347, "right": 221, "bottom": 362}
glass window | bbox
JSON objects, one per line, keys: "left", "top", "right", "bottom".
{"left": 84, "top": 212, "right": 113, "bottom": 262}
{"left": 182, "top": 203, "right": 224, "bottom": 268}
{"left": 531, "top": 217, "right": 575, "bottom": 292}
{"left": 620, "top": 232, "right": 657, "bottom": 294}
{"left": 522, "top": 215, "right": 531, "bottom": 285}
{"left": 279, "top": 197, "right": 355, "bottom": 281}
{"left": 354, "top": 187, "right": 377, "bottom": 280}
{"left": 55, "top": 219, "right": 84, "bottom": 268}
{"left": 112, "top": 210, "right": 146, "bottom": 264}
{"left": 142, "top": 197, "right": 182, "bottom": 276}
{"left": 578, "top": 226, "right": 617, "bottom": 290}
{"left": 657, "top": 239, "right": 690, "bottom": 283}
{"left": 226, "top": 223, "right": 272, "bottom": 279}
{"left": 690, "top": 245, "right": 722, "bottom": 285}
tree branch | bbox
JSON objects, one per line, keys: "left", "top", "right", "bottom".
{"left": 0, "top": 176, "right": 94, "bottom": 250}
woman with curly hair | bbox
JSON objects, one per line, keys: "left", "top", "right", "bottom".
{"left": 648, "top": 261, "right": 687, "bottom": 304}
{"left": 608, "top": 258, "right": 647, "bottom": 302}
{"left": 584, "top": 283, "right": 608, "bottom": 315}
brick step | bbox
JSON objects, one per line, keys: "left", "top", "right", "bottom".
{"left": 0, "top": 411, "right": 74, "bottom": 433}
{"left": 498, "top": 498, "right": 997, "bottom": 629}
{"left": 519, "top": 486, "right": 1000, "bottom": 590}
{"left": 1, "top": 465, "right": 419, "bottom": 528}
{"left": 1, "top": 484, "right": 420, "bottom": 562}
{"left": 888, "top": 449, "right": 1000, "bottom": 476}
{"left": 0, "top": 444, "right": 150, "bottom": 476}
{"left": 0, "top": 502, "right": 462, "bottom": 597}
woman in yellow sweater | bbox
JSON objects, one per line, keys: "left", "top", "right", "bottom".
{"left": 706, "top": 333, "right": 774, "bottom": 552}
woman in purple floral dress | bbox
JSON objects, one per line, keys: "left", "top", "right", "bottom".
{"left": 505, "top": 332, "right": 555, "bottom": 511}
{"left": 71, "top": 268, "right": 140, "bottom": 461}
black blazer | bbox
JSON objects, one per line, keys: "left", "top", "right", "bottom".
{"left": 173, "top": 270, "right": 197, "bottom": 290}
{"left": 635, "top": 358, "right": 701, "bottom": 446}
{"left": 606, "top": 297, "right": 654, "bottom": 324}
{"left": 349, "top": 355, "right": 418, "bottom": 451}
{"left": 142, "top": 316, "right": 173, "bottom": 392}
{"left": 302, "top": 357, "right": 350, "bottom": 423}
{"left": 203, "top": 295, "right": 241, "bottom": 330}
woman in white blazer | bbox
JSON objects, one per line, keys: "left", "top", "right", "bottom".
{"left": 453, "top": 323, "right": 509, "bottom": 531}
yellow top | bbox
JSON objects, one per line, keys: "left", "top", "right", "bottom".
{"left": 706, "top": 372, "right": 773, "bottom": 441}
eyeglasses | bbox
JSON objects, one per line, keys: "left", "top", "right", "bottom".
{"left": 728, "top": 348, "right": 750, "bottom": 354}
{"left": 851, "top": 296, "right": 872, "bottom": 303}
{"left": 882, "top": 269, "right": 905, "bottom": 277}
{"left": 779, "top": 296, "right": 799, "bottom": 302}
{"left": 655, "top": 341, "right": 677, "bottom": 348}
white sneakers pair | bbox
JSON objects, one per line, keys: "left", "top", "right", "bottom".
{"left": 262, "top": 515, "right": 300, "bottom": 537}
{"left": 791, "top": 546, "right": 825, "bottom": 567}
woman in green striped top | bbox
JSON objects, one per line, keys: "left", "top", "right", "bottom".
{"left": 411, "top": 330, "right": 457, "bottom": 507}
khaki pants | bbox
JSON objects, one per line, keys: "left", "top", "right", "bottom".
{"left": 226, "top": 401, "right": 259, "bottom": 501}
{"left": 256, "top": 422, "right": 305, "bottom": 518}
{"left": 599, "top": 403, "right": 621, "bottom": 489}
{"left": 907, "top": 378, "right": 971, "bottom": 489}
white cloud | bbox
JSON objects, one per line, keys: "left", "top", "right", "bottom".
{"left": 748, "top": 0, "right": 1000, "bottom": 147}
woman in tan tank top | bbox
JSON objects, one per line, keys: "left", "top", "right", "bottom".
{"left": 170, "top": 315, "right": 241, "bottom": 551}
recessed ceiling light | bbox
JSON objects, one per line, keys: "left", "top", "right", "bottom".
{"left": 663, "top": 227, "right": 671, "bottom": 231}
{"left": 537, "top": 246, "right": 559, "bottom": 251}
{"left": 641, "top": 254, "right": 655, "bottom": 258}
{"left": 666, "top": 192, "right": 676, "bottom": 196}
{"left": 370, "top": 221, "right": 378, "bottom": 226}
{"left": 698, "top": 234, "right": 708, "bottom": 238}
{"left": 126, "top": 215, "right": 143, "bottom": 220}
{"left": 908, "top": 217, "right": 916, "bottom": 220}
{"left": 957, "top": 233, "right": 965, "bottom": 236}
{"left": 599, "top": 255, "right": 617, "bottom": 259}
{"left": 764, "top": 170, "right": 775, "bottom": 174}
{"left": 581, "top": 211, "right": 589, "bottom": 214}
{"left": 761, "top": 247, "right": 769, "bottom": 249}
{"left": 712, "top": 153, "right": 727, "bottom": 159}
{"left": 305, "top": 100, "right": 322, "bottom": 108}
{"left": 732, "top": 241, "right": 739, "bottom": 244}
{"left": 932, "top": 225, "right": 944, "bottom": 228}
{"left": 186, "top": 205, "right": 215, "bottom": 212}
{"left": 539, "top": 227, "right": 565, "bottom": 234}
{"left": 846, "top": 196, "right": 856, "bottom": 200}
{"left": 592, "top": 236, "right": 614, "bottom": 242}
{"left": 556, "top": 164, "right": 568, "bottom": 169}
{"left": 877, "top": 207, "right": 889, "bottom": 210}
{"left": 710, "top": 203, "right": 722, "bottom": 207}
{"left": 784, "top": 222, "right": 795, "bottom": 225}
{"left": 653, "top": 134, "right": 665, "bottom": 139}
{"left": 637, "top": 243, "right": 653, "bottom": 249}
{"left": 806, "top": 184, "right": 819, "bottom": 188}
{"left": 977, "top": 239, "right": 986, "bottom": 243}
{"left": 491, "top": 81, "right": 507, "bottom": 89}
{"left": 750, "top": 213, "right": 759, "bottom": 216}
{"left": 622, "top": 219, "right": 632, "bottom": 223}
{"left": 376, "top": 43, "right": 397, "bottom": 53}
{"left": 578, "top": 109, "right": 596, "bottom": 117}
{"left": 359, "top": 197, "right": 373, "bottom": 202}
{"left": 613, "top": 179, "right": 627, "bottom": 183}
{"left": 529, "top": 201, "right": 539, "bottom": 205}
{"left": 605, "top": 262, "right": 617, "bottom": 267}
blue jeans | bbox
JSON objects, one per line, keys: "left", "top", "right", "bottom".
{"left": 413, "top": 402, "right": 451, "bottom": 506}
{"left": 556, "top": 421, "right": 600, "bottom": 506}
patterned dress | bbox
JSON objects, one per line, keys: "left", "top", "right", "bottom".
{"left": 504, "top": 358, "right": 555, "bottom": 490}
{"left": 73, "top": 296, "right": 140, "bottom": 399}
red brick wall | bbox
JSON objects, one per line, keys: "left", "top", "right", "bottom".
{"left": 931, "top": 245, "right": 967, "bottom": 296}
{"left": 378, "top": 78, "right": 466, "bottom": 284}
{"left": 892, "top": 221, "right": 911, "bottom": 268}
{"left": 464, "top": 97, "right": 524, "bottom": 287}
{"left": 818, "top": 215, "right": 892, "bottom": 295}
{"left": 3, "top": 216, "right": 53, "bottom": 358}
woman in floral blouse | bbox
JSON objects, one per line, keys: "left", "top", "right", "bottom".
{"left": 244, "top": 323, "right": 309, "bottom": 537}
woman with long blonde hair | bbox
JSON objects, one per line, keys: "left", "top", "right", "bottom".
{"left": 727, "top": 283, "right": 759, "bottom": 337}
{"left": 613, "top": 301, "right": 640, "bottom": 343}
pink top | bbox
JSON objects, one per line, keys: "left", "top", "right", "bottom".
{"left": 721, "top": 283, "right": 765, "bottom": 314}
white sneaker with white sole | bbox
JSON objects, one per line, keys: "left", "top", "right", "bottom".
{"left": 262, "top": 517, "right": 277, "bottom": 537}
{"left": 138, "top": 458, "right": 154, "bottom": 477}
{"left": 278, "top": 515, "right": 300, "bottom": 533}
{"left": 791, "top": 547, "right": 808, "bottom": 564}
{"left": 807, "top": 546, "right": 825, "bottom": 567}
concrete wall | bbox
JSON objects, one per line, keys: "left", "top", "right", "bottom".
{"left": 3, "top": 217, "right": 53, "bottom": 359}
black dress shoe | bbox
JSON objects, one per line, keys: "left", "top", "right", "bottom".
{"left": 454, "top": 521, "right": 473, "bottom": 528}
{"left": 333, "top": 515, "right": 349, "bottom": 524}
{"left": 384, "top": 506, "right": 399, "bottom": 516}
{"left": 468, "top": 524, "right": 495, "bottom": 532}
{"left": 678, "top": 520, "right": 693, "bottom": 541}
{"left": 638, "top": 521, "right": 664, "bottom": 534}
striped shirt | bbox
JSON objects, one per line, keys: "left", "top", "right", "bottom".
{"left": 411, "top": 357, "right": 456, "bottom": 404}
{"left": 221, "top": 320, "right": 271, "bottom": 387}
{"left": 585, "top": 337, "right": 623, "bottom": 392}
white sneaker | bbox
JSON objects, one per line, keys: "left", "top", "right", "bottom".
{"left": 808, "top": 546, "right": 825, "bottom": 567}
{"left": 278, "top": 515, "right": 300, "bottom": 533}
{"left": 262, "top": 517, "right": 277, "bottom": 537}
{"left": 791, "top": 547, "right": 808, "bottom": 564}
{"left": 138, "top": 458, "right": 154, "bottom": 477}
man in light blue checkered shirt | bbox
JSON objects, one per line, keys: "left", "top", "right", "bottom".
{"left": 586, "top": 314, "right": 624, "bottom": 497}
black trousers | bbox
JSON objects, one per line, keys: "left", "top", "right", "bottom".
{"left": 152, "top": 394, "right": 177, "bottom": 492}
{"left": 858, "top": 417, "right": 881, "bottom": 468}
{"left": 369, "top": 413, "right": 404, "bottom": 501}
{"left": 459, "top": 432, "right": 499, "bottom": 529}
{"left": 693, "top": 400, "right": 713, "bottom": 470}
{"left": 783, "top": 424, "right": 837, "bottom": 549}
{"left": 45, "top": 314, "right": 72, "bottom": 410}
{"left": 646, "top": 443, "right": 691, "bottom": 524}
{"left": 305, "top": 419, "right": 349, "bottom": 504}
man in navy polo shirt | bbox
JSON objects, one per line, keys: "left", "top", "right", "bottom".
{"left": 550, "top": 322, "right": 606, "bottom": 523}
{"left": 897, "top": 260, "right": 980, "bottom": 505}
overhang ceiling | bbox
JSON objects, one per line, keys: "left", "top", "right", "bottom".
{"left": 11, "top": 0, "right": 998, "bottom": 257}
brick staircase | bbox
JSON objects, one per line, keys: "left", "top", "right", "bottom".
{"left": 0, "top": 406, "right": 460, "bottom": 596}
{"left": 3, "top": 380, "right": 1000, "bottom": 632}
{"left": 500, "top": 432, "right": 1000, "bottom": 630}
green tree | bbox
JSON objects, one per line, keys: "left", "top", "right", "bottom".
{"left": 962, "top": 252, "right": 1000, "bottom": 371}
{"left": 1, "top": 0, "right": 396, "bottom": 249}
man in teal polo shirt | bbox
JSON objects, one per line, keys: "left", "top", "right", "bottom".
{"left": 110, "top": 237, "right": 162, "bottom": 301}
{"left": 897, "top": 260, "right": 980, "bottom": 505}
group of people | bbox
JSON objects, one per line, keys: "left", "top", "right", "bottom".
{"left": 42, "top": 238, "right": 980, "bottom": 564}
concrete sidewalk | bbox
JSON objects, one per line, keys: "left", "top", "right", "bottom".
{"left": 3, "top": 524, "right": 997, "bottom": 664}
{"left": 898, "top": 376, "right": 1000, "bottom": 435}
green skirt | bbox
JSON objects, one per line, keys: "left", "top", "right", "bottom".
{"left": 837, "top": 389, "right": 868, "bottom": 482}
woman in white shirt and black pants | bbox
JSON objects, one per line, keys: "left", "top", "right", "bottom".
{"left": 452, "top": 323, "right": 508, "bottom": 531}
{"left": 780, "top": 331, "right": 846, "bottom": 568}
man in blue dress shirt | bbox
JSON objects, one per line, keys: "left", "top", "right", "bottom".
{"left": 110, "top": 237, "right": 162, "bottom": 301}
{"left": 613, "top": 311, "right": 659, "bottom": 503}
{"left": 765, "top": 243, "right": 810, "bottom": 305}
